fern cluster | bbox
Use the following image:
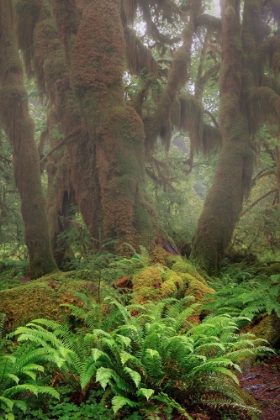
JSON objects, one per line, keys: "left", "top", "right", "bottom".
{"left": 0, "top": 314, "right": 59, "bottom": 419}
{"left": 204, "top": 269, "right": 280, "bottom": 323}
{"left": 10, "top": 297, "right": 272, "bottom": 419}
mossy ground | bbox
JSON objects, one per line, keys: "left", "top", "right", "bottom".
{"left": 132, "top": 253, "right": 215, "bottom": 308}
{"left": 0, "top": 271, "right": 94, "bottom": 332}
{"left": 249, "top": 313, "right": 280, "bottom": 348}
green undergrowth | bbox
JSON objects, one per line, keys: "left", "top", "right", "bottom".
{"left": 203, "top": 266, "right": 280, "bottom": 324}
{"left": 201, "top": 264, "right": 280, "bottom": 348}
{"left": 0, "top": 258, "right": 29, "bottom": 291}
{"left": 0, "top": 294, "right": 273, "bottom": 420}
{"left": 0, "top": 252, "right": 278, "bottom": 419}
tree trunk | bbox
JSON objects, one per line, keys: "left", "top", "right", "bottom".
{"left": 69, "top": 0, "right": 156, "bottom": 251}
{"left": 0, "top": 0, "right": 57, "bottom": 278}
{"left": 190, "top": 0, "right": 254, "bottom": 274}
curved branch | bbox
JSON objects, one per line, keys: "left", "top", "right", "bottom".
{"left": 40, "top": 128, "right": 80, "bottom": 164}
{"left": 203, "top": 110, "right": 219, "bottom": 128}
{"left": 196, "top": 14, "right": 222, "bottom": 31}
{"left": 241, "top": 189, "right": 278, "bottom": 217}
{"left": 251, "top": 169, "right": 275, "bottom": 188}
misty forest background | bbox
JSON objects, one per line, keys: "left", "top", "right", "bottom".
{"left": 1, "top": 1, "right": 280, "bottom": 419}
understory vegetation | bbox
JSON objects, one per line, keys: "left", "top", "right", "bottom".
{"left": 0, "top": 247, "right": 279, "bottom": 420}
{"left": 2, "top": 0, "right": 280, "bottom": 419}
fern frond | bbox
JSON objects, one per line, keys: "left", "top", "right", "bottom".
{"left": 112, "top": 395, "right": 138, "bottom": 414}
{"left": 3, "top": 383, "right": 59, "bottom": 400}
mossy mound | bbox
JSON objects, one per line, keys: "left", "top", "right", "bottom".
{"left": 150, "top": 246, "right": 174, "bottom": 265}
{"left": 257, "top": 263, "right": 280, "bottom": 276}
{"left": 0, "top": 271, "right": 94, "bottom": 333}
{"left": 179, "top": 273, "right": 215, "bottom": 302}
{"left": 249, "top": 313, "right": 280, "bottom": 348}
{"left": 167, "top": 255, "right": 208, "bottom": 285}
{"left": 132, "top": 261, "right": 215, "bottom": 305}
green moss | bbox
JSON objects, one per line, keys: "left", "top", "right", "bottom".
{"left": 132, "top": 266, "right": 163, "bottom": 303}
{"left": 150, "top": 246, "right": 172, "bottom": 265}
{"left": 179, "top": 273, "right": 215, "bottom": 301}
{"left": 168, "top": 256, "right": 207, "bottom": 285}
{"left": 0, "top": 273, "right": 92, "bottom": 333}
{"left": 132, "top": 261, "right": 213, "bottom": 305}
{"left": 249, "top": 313, "right": 280, "bottom": 348}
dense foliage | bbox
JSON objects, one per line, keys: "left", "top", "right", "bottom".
{"left": 1, "top": 1, "right": 280, "bottom": 418}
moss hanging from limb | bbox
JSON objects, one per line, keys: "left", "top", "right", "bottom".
{"left": 124, "top": 27, "right": 159, "bottom": 77}
{"left": 0, "top": 0, "right": 57, "bottom": 278}
{"left": 145, "top": 0, "right": 202, "bottom": 151}
{"left": 48, "top": 0, "right": 82, "bottom": 64}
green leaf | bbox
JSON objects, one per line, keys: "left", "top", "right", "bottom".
{"left": 120, "top": 350, "right": 135, "bottom": 365}
{"left": 137, "top": 388, "right": 154, "bottom": 400}
{"left": 112, "top": 395, "right": 136, "bottom": 414}
{"left": 212, "top": 367, "right": 239, "bottom": 384}
{"left": 96, "top": 367, "right": 113, "bottom": 389}
{"left": 124, "top": 367, "right": 141, "bottom": 387}
{"left": 92, "top": 348, "right": 106, "bottom": 362}
{"left": 37, "top": 386, "right": 60, "bottom": 400}
{"left": 4, "top": 413, "right": 15, "bottom": 420}
{"left": 0, "top": 396, "right": 14, "bottom": 411}
{"left": 145, "top": 349, "right": 160, "bottom": 358}
{"left": 116, "top": 334, "right": 131, "bottom": 348}
{"left": 5, "top": 374, "right": 19, "bottom": 384}
{"left": 3, "top": 384, "right": 38, "bottom": 398}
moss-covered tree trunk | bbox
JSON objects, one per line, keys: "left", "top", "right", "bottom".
{"left": 69, "top": 0, "right": 156, "bottom": 251}
{"left": 190, "top": 0, "right": 255, "bottom": 274}
{"left": 0, "top": 0, "right": 57, "bottom": 278}
{"left": 14, "top": 0, "right": 80, "bottom": 265}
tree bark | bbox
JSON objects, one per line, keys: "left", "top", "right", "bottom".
{"left": 0, "top": 0, "right": 57, "bottom": 278}
{"left": 190, "top": 0, "right": 255, "bottom": 274}
{"left": 69, "top": 0, "right": 156, "bottom": 251}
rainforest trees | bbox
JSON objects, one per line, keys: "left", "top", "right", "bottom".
{"left": 9, "top": 0, "right": 221, "bottom": 264}
{"left": 2, "top": 0, "right": 280, "bottom": 274}
{"left": 191, "top": 0, "right": 280, "bottom": 273}
{"left": 0, "top": 0, "right": 57, "bottom": 278}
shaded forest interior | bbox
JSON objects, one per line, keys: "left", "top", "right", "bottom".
{"left": 1, "top": 1, "right": 280, "bottom": 419}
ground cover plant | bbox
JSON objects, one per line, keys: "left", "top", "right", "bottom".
{"left": 2, "top": 1, "right": 280, "bottom": 418}
{"left": 0, "top": 288, "right": 274, "bottom": 420}
{"left": 203, "top": 267, "right": 280, "bottom": 323}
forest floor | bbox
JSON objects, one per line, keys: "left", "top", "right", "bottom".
{"left": 238, "top": 355, "right": 280, "bottom": 420}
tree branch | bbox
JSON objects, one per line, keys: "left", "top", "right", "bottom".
{"left": 40, "top": 128, "right": 80, "bottom": 164}
{"left": 241, "top": 189, "right": 278, "bottom": 217}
